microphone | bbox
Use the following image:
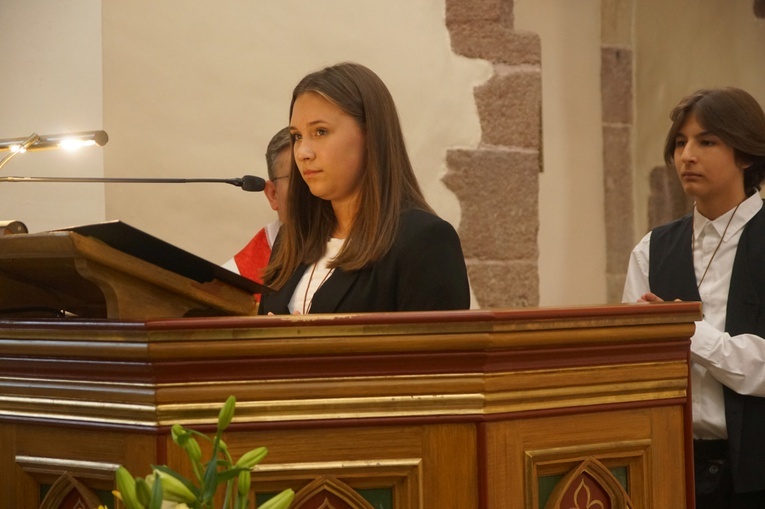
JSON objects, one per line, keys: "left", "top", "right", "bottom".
{"left": 0, "top": 174, "right": 266, "bottom": 192}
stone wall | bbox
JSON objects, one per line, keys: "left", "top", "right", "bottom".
{"left": 443, "top": 0, "right": 542, "bottom": 308}
{"left": 601, "top": 0, "right": 635, "bottom": 303}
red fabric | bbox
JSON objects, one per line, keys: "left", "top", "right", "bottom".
{"left": 233, "top": 228, "right": 271, "bottom": 301}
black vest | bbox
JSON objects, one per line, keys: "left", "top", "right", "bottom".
{"left": 649, "top": 203, "right": 765, "bottom": 493}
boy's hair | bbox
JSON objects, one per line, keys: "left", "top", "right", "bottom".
{"left": 664, "top": 87, "right": 765, "bottom": 196}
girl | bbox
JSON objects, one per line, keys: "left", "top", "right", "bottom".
{"left": 260, "top": 63, "right": 470, "bottom": 314}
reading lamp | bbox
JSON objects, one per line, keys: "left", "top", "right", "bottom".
{"left": 0, "top": 130, "right": 108, "bottom": 171}
{"left": 0, "top": 129, "right": 265, "bottom": 192}
{"left": 0, "top": 130, "right": 108, "bottom": 235}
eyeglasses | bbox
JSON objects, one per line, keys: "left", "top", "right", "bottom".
{"left": 271, "top": 175, "right": 289, "bottom": 182}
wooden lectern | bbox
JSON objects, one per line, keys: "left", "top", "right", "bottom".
{"left": 0, "top": 222, "right": 261, "bottom": 319}
{"left": 0, "top": 301, "right": 699, "bottom": 508}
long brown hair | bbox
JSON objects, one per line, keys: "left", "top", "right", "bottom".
{"left": 263, "top": 62, "right": 432, "bottom": 289}
{"left": 664, "top": 87, "right": 765, "bottom": 196}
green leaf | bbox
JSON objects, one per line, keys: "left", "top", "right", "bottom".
{"left": 215, "top": 466, "right": 248, "bottom": 483}
{"left": 149, "top": 475, "right": 164, "bottom": 509}
{"left": 200, "top": 441, "right": 220, "bottom": 503}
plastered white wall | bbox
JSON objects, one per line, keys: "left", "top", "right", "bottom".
{"left": 101, "top": 1, "right": 491, "bottom": 265}
{"left": 0, "top": 0, "right": 104, "bottom": 231}
{"left": 515, "top": 0, "right": 607, "bottom": 306}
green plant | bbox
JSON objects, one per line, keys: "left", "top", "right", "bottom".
{"left": 112, "top": 396, "right": 294, "bottom": 509}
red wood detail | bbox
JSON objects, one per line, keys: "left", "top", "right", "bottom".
{"left": 545, "top": 458, "right": 633, "bottom": 509}
{"left": 290, "top": 476, "right": 375, "bottom": 509}
{"left": 146, "top": 302, "right": 700, "bottom": 330}
{"left": 1, "top": 301, "right": 699, "bottom": 331}
{"left": 559, "top": 473, "right": 611, "bottom": 509}
{"left": 39, "top": 472, "right": 101, "bottom": 509}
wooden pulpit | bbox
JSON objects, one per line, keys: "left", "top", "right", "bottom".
{"left": 0, "top": 302, "right": 700, "bottom": 508}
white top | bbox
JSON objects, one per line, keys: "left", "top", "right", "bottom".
{"left": 623, "top": 192, "right": 765, "bottom": 439}
{"left": 289, "top": 237, "right": 345, "bottom": 314}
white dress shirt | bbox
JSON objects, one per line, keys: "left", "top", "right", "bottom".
{"left": 623, "top": 193, "right": 765, "bottom": 439}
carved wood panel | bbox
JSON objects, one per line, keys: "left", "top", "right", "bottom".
{"left": 290, "top": 476, "right": 375, "bottom": 509}
{"left": 39, "top": 472, "right": 102, "bottom": 509}
{"left": 544, "top": 458, "right": 634, "bottom": 509}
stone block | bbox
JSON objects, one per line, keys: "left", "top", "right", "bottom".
{"left": 449, "top": 23, "right": 541, "bottom": 66}
{"left": 445, "top": 0, "right": 513, "bottom": 26}
{"left": 466, "top": 260, "right": 539, "bottom": 308}
{"left": 601, "top": 46, "right": 633, "bottom": 124}
{"left": 476, "top": 71, "right": 541, "bottom": 148}
{"left": 444, "top": 148, "right": 539, "bottom": 261}
{"left": 603, "top": 124, "right": 634, "bottom": 274}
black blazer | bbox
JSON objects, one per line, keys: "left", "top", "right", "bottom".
{"left": 259, "top": 208, "right": 470, "bottom": 314}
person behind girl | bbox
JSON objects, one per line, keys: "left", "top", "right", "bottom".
{"left": 623, "top": 87, "right": 765, "bottom": 509}
{"left": 223, "top": 127, "right": 291, "bottom": 299}
{"left": 259, "top": 62, "right": 470, "bottom": 315}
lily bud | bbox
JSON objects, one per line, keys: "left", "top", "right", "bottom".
{"left": 185, "top": 437, "right": 202, "bottom": 463}
{"left": 258, "top": 488, "right": 295, "bottom": 509}
{"left": 172, "top": 424, "right": 191, "bottom": 449}
{"left": 237, "top": 469, "right": 251, "bottom": 497}
{"left": 154, "top": 470, "right": 197, "bottom": 503}
{"left": 114, "top": 466, "right": 145, "bottom": 509}
{"left": 135, "top": 478, "right": 151, "bottom": 506}
{"left": 235, "top": 446, "right": 268, "bottom": 469}
{"left": 217, "top": 395, "right": 236, "bottom": 432}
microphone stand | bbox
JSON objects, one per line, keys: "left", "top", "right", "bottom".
{"left": 0, "top": 174, "right": 266, "bottom": 192}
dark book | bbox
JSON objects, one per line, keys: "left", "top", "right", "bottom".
{"left": 57, "top": 220, "right": 271, "bottom": 295}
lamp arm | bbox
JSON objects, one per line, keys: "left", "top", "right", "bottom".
{"left": 0, "top": 133, "right": 39, "bottom": 172}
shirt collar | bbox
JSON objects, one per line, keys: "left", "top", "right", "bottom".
{"left": 693, "top": 193, "right": 763, "bottom": 241}
{"left": 265, "top": 219, "right": 282, "bottom": 249}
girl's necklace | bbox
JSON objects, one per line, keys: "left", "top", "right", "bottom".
{"left": 302, "top": 262, "right": 334, "bottom": 314}
{"left": 695, "top": 202, "right": 740, "bottom": 290}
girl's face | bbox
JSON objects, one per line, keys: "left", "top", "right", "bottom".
{"left": 290, "top": 92, "right": 366, "bottom": 209}
{"left": 674, "top": 113, "right": 747, "bottom": 215}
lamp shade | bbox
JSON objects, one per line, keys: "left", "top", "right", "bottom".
{"left": 0, "top": 130, "right": 108, "bottom": 152}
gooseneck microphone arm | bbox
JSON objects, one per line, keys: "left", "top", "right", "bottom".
{"left": 0, "top": 174, "right": 266, "bottom": 192}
